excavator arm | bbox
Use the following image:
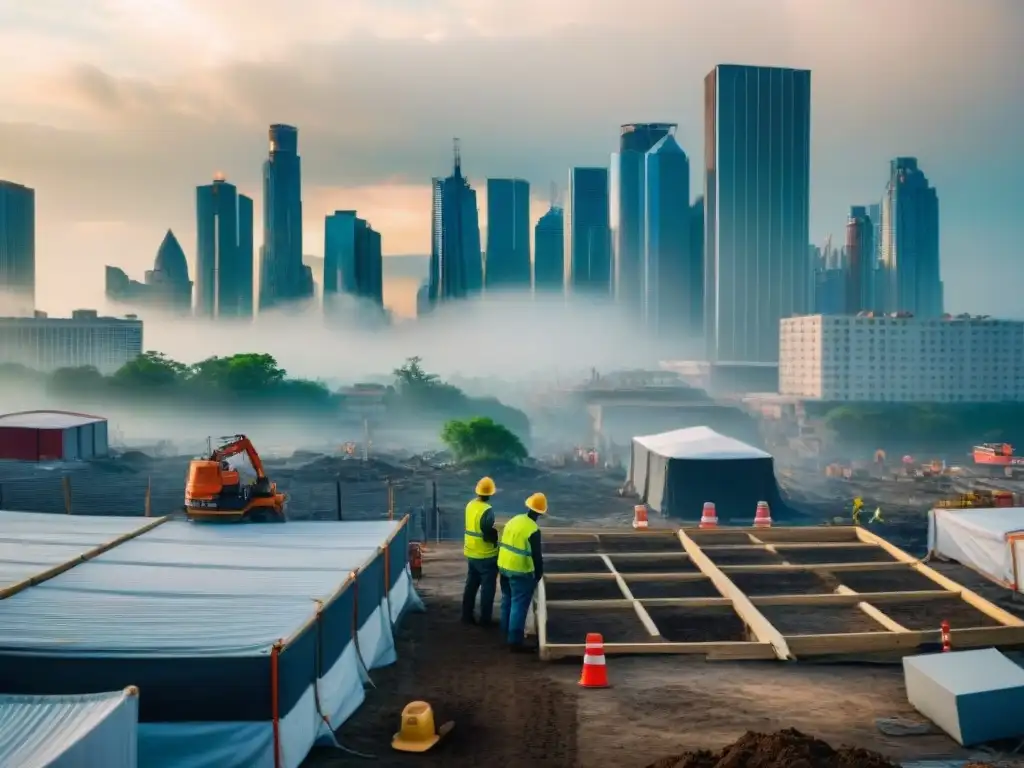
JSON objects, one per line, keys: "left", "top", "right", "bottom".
{"left": 210, "top": 435, "right": 267, "bottom": 479}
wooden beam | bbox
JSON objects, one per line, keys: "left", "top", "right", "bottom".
{"left": 683, "top": 525, "right": 859, "bottom": 543}
{"left": 834, "top": 585, "right": 909, "bottom": 633}
{"left": 785, "top": 624, "right": 1024, "bottom": 657}
{"left": 632, "top": 590, "right": 957, "bottom": 609}
{"left": 677, "top": 529, "right": 794, "bottom": 660}
{"left": 536, "top": 578, "right": 550, "bottom": 661}
{"left": 699, "top": 542, "right": 878, "bottom": 552}
{"left": 543, "top": 572, "right": 617, "bottom": 582}
{"left": 718, "top": 561, "right": 912, "bottom": 574}
{"left": 601, "top": 554, "right": 660, "bottom": 636}
{"left": 547, "top": 551, "right": 689, "bottom": 560}
{"left": 541, "top": 640, "right": 778, "bottom": 661}
{"left": 855, "top": 527, "right": 1024, "bottom": 627}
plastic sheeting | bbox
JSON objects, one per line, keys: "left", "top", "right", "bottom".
{"left": 0, "top": 688, "right": 138, "bottom": 768}
{"left": 928, "top": 507, "right": 1024, "bottom": 590}
{"left": 0, "top": 510, "right": 153, "bottom": 593}
{"left": 632, "top": 426, "right": 771, "bottom": 460}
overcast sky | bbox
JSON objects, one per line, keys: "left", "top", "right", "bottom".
{"left": 0, "top": 0, "right": 1021, "bottom": 318}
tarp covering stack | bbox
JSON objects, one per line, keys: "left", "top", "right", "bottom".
{"left": 928, "top": 506, "right": 1024, "bottom": 591}
{"left": 628, "top": 426, "right": 786, "bottom": 522}
{"left": 0, "top": 688, "right": 138, "bottom": 768}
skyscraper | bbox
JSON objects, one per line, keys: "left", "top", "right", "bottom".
{"left": 428, "top": 141, "right": 482, "bottom": 306}
{"left": 689, "top": 196, "right": 705, "bottom": 336}
{"left": 880, "top": 157, "right": 942, "bottom": 317}
{"left": 195, "top": 176, "right": 254, "bottom": 319}
{"left": 845, "top": 206, "right": 875, "bottom": 313}
{"left": 260, "top": 124, "right": 309, "bottom": 311}
{"left": 534, "top": 205, "right": 565, "bottom": 292}
{"left": 643, "top": 133, "right": 698, "bottom": 339}
{"left": 612, "top": 123, "right": 676, "bottom": 314}
{"left": 484, "top": 178, "right": 531, "bottom": 290}
{"left": 0, "top": 180, "right": 35, "bottom": 316}
{"left": 704, "top": 65, "right": 812, "bottom": 364}
{"left": 565, "top": 167, "right": 611, "bottom": 295}
{"left": 105, "top": 230, "right": 193, "bottom": 313}
{"left": 324, "top": 210, "right": 384, "bottom": 313}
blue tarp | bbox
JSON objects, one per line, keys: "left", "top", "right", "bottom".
{"left": 0, "top": 688, "right": 139, "bottom": 768}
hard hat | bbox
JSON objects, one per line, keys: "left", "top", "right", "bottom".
{"left": 475, "top": 477, "right": 496, "bottom": 496}
{"left": 525, "top": 492, "right": 548, "bottom": 515}
{"left": 391, "top": 701, "right": 454, "bottom": 753}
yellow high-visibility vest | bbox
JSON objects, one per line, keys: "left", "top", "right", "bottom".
{"left": 464, "top": 499, "right": 498, "bottom": 559}
{"left": 498, "top": 513, "right": 539, "bottom": 575}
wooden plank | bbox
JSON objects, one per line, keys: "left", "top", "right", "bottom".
{"left": 677, "top": 529, "right": 794, "bottom": 660}
{"left": 546, "top": 598, "right": 637, "bottom": 609}
{"left": 548, "top": 551, "right": 689, "bottom": 560}
{"left": 718, "top": 561, "right": 911, "bottom": 574}
{"left": 785, "top": 625, "right": 1024, "bottom": 657}
{"left": 633, "top": 590, "right": 958, "bottom": 609}
{"left": 601, "top": 554, "right": 660, "bottom": 636}
{"left": 683, "top": 525, "right": 859, "bottom": 542}
{"left": 543, "top": 572, "right": 617, "bottom": 582}
{"left": 545, "top": 571, "right": 708, "bottom": 583}
{"left": 699, "top": 542, "right": 878, "bottom": 551}
{"left": 835, "top": 585, "right": 910, "bottom": 633}
{"left": 536, "top": 577, "right": 550, "bottom": 660}
{"left": 541, "top": 640, "right": 777, "bottom": 661}
{"left": 855, "top": 527, "right": 1024, "bottom": 627}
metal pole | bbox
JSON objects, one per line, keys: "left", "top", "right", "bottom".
{"left": 432, "top": 480, "right": 439, "bottom": 544}
{"left": 335, "top": 479, "right": 343, "bottom": 521}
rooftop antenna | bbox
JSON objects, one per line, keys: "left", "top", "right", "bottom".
{"left": 453, "top": 137, "right": 461, "bottom": 176}
{"left": 550, "top": 181, "right": 558, "bottom": 209}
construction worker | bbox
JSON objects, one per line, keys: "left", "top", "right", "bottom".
{"left": 462, "top": 476, "right": 499, "bottom": 626}
{"left": 497, "top": 492, "right": 547, "bottom": 652}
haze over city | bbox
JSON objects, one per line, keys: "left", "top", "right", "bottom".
{"left": 1, "top": 0, "right": 1022, "bottom": 320}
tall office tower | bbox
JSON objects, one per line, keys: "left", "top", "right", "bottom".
{"left": 260, "top": 124, "right": 310, "bottom": 311}
{"left": 106, "top": 230, "right": 193, "bottom": 312}
{"left": 195, "top": 176, "right": 254, "bottom": 319}
{"left": 704, "top": 65, "right": 812, "bottom": 363}
{"left": 564, "top": 167, "right": 611, "bottom": 295}
{"left": 880, "top": 157, "right": 942, "bottom": 317}
{"left": 612, "top": 123, "right": 676, "bottom": 314}
{"left": 428, "top": 140, "right": 483, "bottom": 306}
{"left": 484, "top": 178, "right": 531, "bottom": 290}
{"left": 324, "top": 211, "right": 384, "bottom": 310}
{"left": 643, "top": 133, "right": 698, "bottom": 339}
{"left": 689, "top": 197, "right": 705, "bottom": 336}
{"left": 0, "top": 180, "right": 35, "bottom": 316}
{"left": 866, "top": 203, "right": 882, "bottom": 263}
{"left": 534, "top": 205, "right": 565, "bottom": 291}
{"left": 845, "top": 206, "right": 876, "bottom": 313}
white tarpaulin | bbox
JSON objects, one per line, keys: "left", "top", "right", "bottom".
{"left": 928, "top": 507, "right": 1024, "bottom": 590}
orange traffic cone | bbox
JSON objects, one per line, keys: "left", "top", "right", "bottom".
{"left": 754, "top": 501, "right": 772, "bottom": 528}
{"left": 579, "top": 633, "right": 609, "bottom": 688}
{"left": 940, "top": 619, "right": 951, "bottom": 652}
{"left": 699, "top": 502, "right": 718, "bottom": 529}
{"left": 632, "top": 504, "right": 649, "bottom": 529}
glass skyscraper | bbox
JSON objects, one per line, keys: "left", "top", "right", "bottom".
{"left": 195, "top": 177, "right": 254, "bottom": 319}
{"left": 484, "top": 178, "right": 531, "bottom": 290}
{"left": 565, "top": 167, "right": 611, "bottom": 295}
{"left": 534, "top": 205, "right": 564, "bottom": 292}
{"left": 0, "top": 180, "right": 35, "bottom": 316}
{"left": 260, "top": 124, "right": 310, "bottom": 311}
{"left": 428, "top": 142, "right": 482, "bottom": 306}
{"left": 704, "top": 65, "right": 812, "bottom": 364}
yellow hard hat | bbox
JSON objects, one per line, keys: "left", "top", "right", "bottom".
{"left": 525, "top": 492, "right": 548, "bottom": 515}
{"left": 475, "top": 477, "right": 496, "bottom": 496}
{"left": 391, "top": 701, "right": 454, "bottom": 753}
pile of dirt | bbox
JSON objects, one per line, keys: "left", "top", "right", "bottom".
{"left": 645, "top": 728, "right": 899, "bottom": 768}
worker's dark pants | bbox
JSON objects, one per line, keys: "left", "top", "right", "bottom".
{"left": 499, "top": 573, "right": 536, "bottom": 646}
{"left": 462, "top": 556, "right": 498, "bottom": 623}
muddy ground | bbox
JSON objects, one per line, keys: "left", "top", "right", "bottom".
{"left": 303, "top": 546, "right": 984, "bottom": 768}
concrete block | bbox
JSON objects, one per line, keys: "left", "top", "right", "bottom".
{"left": 903, "top": 648, "right": 1024, "bottom": 746}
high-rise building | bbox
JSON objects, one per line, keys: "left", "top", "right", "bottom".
{"left": 565, "top": 167, "right": 611, "bottom": 295}
{"left": 484, "top": 178, "right": 531, "bottom": 290}
{"left": 195, "top": 177, "right": 254, "bottom": 319}
{"left": 534, "top": 205, "right": 565, "bottom": 292}
{"left": 845, "top": 206, "right": 876, "bottom": 313}
{"left": 428, "top": 141, "right": 482, "bottom": 307}
{"left": 704, "top": 65, "right": 812, "bottom": 363}
{"left": 611, "top": 123, "right": 676, "bottom": 314}
{"left": 105, "top": 230, "right": 193, "bottom": 313}
{"left": 880, "top": 157, "right": 942, "bottom": 317}
{"left": 0, "top": 309, "right": 142, "bottom": 374}
{"left": 260, "top": 124, "right": 309, "bottom": 311}
{"left": 643, "top": 133, "right": 699, "bottom": 339}
{"left": 0, "top": 180, "right": 35, "bottom": 316}
{"left": 324, "top": 211, "right": 384, "bottom": 314}
{"left": 689, "top": 197, "right": 705, "bottom": 336}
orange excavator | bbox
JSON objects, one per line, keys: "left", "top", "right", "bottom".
{"left": 184, "top": 435, "right": 287, "bottom": 523}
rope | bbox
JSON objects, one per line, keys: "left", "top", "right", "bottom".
{"left": 350, "top": 573, "right": 376, "bottom": 689}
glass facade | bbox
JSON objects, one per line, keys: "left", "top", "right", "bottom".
{"left": 0, "top": 311, "right": 142, "bottom": 374}
{"left": 484, "top": 178, "right": 531, "bottom": 289}
{"left": 565, "top": 167, "right": 611, "bottom": 295}
{"left": 705, "top": 65, "right": 812, "bottom": 364}
{"left": 260, "top": 124, "right": 309, "bottom": 310}
{"left": 195, "top": 179, "right": 254, "bottom": 319}
{"left": 533, "top": 206, "right": 564, "bottom": 291}
{"left": 0, "top": 180, "right": 35, "bottom": 316}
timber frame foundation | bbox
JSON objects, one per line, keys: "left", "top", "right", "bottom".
{"left": 535, "top": 525, "right": 1024, "bottom": 661}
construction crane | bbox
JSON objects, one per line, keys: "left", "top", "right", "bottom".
{"left": 184, "top": 435, "right": 287, "bottom": 523}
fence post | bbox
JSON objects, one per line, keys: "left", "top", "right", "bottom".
{"left": 62, "top": 476, "right": 72, "bottom": 514}
{"left": 387, "top": 478, "right": 394, "bottom": 521}
{"left": 335, "top": 479, "right": 343, "bottom": 521}
{"left": 144, "top": 475, "right": 152, "bottom": 518}
{"left": 431, "top": 480, "right": 439, "bottom": 544}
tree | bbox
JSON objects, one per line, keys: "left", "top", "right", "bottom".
{"left": 441, "top": 417, "right": 528, "bottom": 463}
{"left": 189, "top": 353, "right": 286, "bottom": 393}
{"left": 47, "top": 365, "right": 106, "bottom": 396}
{"left": 110, "top": 351, "right": 187, "bottom": 389}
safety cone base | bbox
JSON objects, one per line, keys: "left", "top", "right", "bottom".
{"left": 579, "top": 633, "right": 610, "bottom": 688}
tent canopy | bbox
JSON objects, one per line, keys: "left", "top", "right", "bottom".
{"left": 628, "top": 427, "right": 786, "bottom": 521}
{"left": 928, "top": 507, "right": 1024, "bottom": 590}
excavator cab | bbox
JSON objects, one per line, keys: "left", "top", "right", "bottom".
{"left": 184, "top": 435, "right": 287, "bottom": 523}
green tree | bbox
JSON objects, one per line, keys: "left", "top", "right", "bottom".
{"left": 110, "top": 351, "right": 187, "bottom": 389}
{"left": 47, "top": 365, "right": 107, "bottom": 396}
{"left": 441, "top": 416, "right": 528, "bottom": 463}
{"left": 189, "top": 353, "right": 286, "bottom": 393}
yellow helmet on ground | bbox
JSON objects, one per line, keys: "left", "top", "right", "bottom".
{"left": 391, "top": 701, "right": 454, "bottom": 753}
{"left": 525, "top": 492, "right": 548, "bottom": 515}
{"left": 475, "top": 477, "right": 496, "bottom": 496}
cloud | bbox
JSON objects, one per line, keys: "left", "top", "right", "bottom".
{"left": 0, "top": 0, "right": 1022, "bottom": 316}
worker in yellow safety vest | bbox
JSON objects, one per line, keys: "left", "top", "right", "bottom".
{"left": 462, "top": 476, "right": 499, "bottom": 626}
{"left": 497, "top": 492, "right": 547, "bottom": 652}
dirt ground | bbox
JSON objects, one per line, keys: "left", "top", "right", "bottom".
{"left": 303, "top": 545, "right": 980, "bottom": 768}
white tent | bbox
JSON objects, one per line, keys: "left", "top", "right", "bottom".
{"left": 928, "top": 507, "right": 1024, "bottom": 591}
{"left": 0, "top": 688, "right": 138, "bottom": 768}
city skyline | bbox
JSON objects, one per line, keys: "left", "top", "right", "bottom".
{"left": 0, "top": 1, "right": 1021, "bottom": 318}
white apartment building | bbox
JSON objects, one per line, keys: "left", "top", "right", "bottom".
{"left": 0, "top": 309, "right": 143, "bottom": 374}
{"left": 780, "top": 313, "right": 1024, "bottom": 402}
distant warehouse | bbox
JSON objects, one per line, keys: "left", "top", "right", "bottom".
{"left": 0, "top": 410, "right": 109, "bottom": 461}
